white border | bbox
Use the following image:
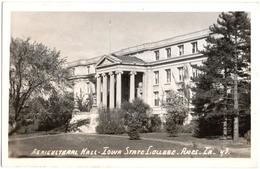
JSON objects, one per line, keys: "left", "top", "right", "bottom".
{"left": 1, "top": 1, "right": 260, "bottom": 168}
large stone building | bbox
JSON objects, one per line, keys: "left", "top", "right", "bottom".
{"left": 67, "top": 29, "right": 210, "bottom": 124}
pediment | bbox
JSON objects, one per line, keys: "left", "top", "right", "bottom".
{"left": 99, "top": 58, "right": 114, "bottom": 67}
{"left": 96, "top": 55, "right": 121, "bottom": 68}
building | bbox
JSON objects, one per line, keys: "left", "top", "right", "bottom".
{"left": 67, "top": 29, "right": 210, "bottom": 123}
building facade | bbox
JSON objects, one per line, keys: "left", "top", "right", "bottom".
{"left": 67, "top": 29, "right": 210, "bottom": 122}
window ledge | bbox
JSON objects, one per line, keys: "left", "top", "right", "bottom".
{"left": 164, "top": 83, "right": 171, "bottom": 85}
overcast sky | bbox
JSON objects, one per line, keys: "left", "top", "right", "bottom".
{"left": 11, "top": 12, "right": 220, "bottom": 62}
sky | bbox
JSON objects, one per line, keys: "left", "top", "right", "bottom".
{"left": 11, "top": 12, "right": 220, "bottom": 62}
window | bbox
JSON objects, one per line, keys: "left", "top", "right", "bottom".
{"left": 166, "top": 48, "right": 171, "bottom": 58}
{"left": 87, "top": 66, "right": 90, "bottom": 74}
{"left": 192, "top": 64, "right": 198, "bottom": 78}
{"left": 165, "top": 90, "right": 171, "bottom": 103}
{"left": 154, "top": 91, "right": 159, "bottom": 106}
{"left": 154, "top": 71, "right": 159, "bottom": 85}
{"left": 191, "top": 42, "right": 198, "bottom": 54}
{"left": 155, "top": 50, "right": 160, "bottom": 60}
{"left": 165, "top": 69, "right": 171, "bottom": 83}
{"left": 178, "top": 45, "right": 184, "bottom": 56}
{"left": 178, "top": 67, "right": 184, "bottom": 82}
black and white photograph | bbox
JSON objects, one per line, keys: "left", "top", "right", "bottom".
{"left": 1, "top": 1, "right": 259, "bottom": 168}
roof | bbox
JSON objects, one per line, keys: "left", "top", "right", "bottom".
{"left": 113, "top": 29, "right": 210, "bottom": 56}
{"left": 66, "top": 29, "right": 210, "bottom": 67}
{"left": 65, "top": 56, "right": 102, "bottom": 68}
{"left": 115, "top": 55, "right": 146, "bottom": 64}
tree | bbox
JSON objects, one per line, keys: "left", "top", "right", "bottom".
{"left": 162, "top": 90, "right": 189, "bottom": 137}
{"left": 9, "top": 38, "right": 70, "bottom": 135}
{"left": 192, "top": 12, "right": 251, "bottom": 140}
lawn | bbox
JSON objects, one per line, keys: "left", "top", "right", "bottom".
{"left": 8, "top": 132, "right": 250, "bottom": 158}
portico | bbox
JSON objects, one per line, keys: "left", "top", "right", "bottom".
{"left": 96, "top": 70, "right": 146, "bottom": 108}
{"left": 95, "top": 55, "right": 147, "bottom": 108}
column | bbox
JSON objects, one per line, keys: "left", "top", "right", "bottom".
{"left": 129, "top": 71, "right": 136, "bottom": 102}
{"left": 116, "top": 71, "right": 123, "bottom": 108}
{"left": 142, "top": 72, "right": 146, "bottom": 102}
{"left": 96, "top": 74, "right": 101, "bottom": 106}
{"left": 109, "top": 72, "right": 115, "bottom": 109}
{"left": 102, "top": 73, "right": 108, "bottom": 107}
{"left": 73, "top": 80, "right": 80, "bottom": 113}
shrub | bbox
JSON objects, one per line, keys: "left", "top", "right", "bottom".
{"left": 76, "top": 91, "right": 93, "bottom": 112}
{"left": 148, "top": 115, "right": 162, "bottom": 132}
{"left": 127, "top": 115, "right": 141, "bottom": 140}
{"left": 244, "top": 130, "right": 251, "bottom": 144}
{"left": 15, "top": 96, "right": 48, "bottom": 134}
{"left": 38, "top": 91, "right": 74, "bottom": 132}
{"left": 178, "top": 122, "right": 195, "bottom": 134}
{"left": 192, "top": 116, "right": 223, "bottom": 138}
{"left": 122, "top": 98, "right": 151, "bottom": 139}
{"left": 239, "top": 114, "right": 251, "bottom": 137}
{"left": 162, "top": 90, "right": 189, "bottom": 137}
{"left": 96, "top": 107, "right": 125, "bottom": 134}
{"left": 8, "top": 91, "right": 74, "bottom": 134}
{"left": 165, "top": 114, "right": 180, "bottom": 137}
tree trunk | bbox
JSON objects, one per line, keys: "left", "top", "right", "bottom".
{"left": 8, "top": 121, "right": 19, "bottom": 136}
{"left": 233, "top": 73, "right": 239, "bottom": 141}
{"left": 233, "top": 31, "right": 239, "bottom": 141}
{"left": 223, "top": 116, "right": 227, "bottom": 138}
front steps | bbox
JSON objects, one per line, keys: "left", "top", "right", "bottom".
{"left": 69, "top": 108, "right": 98, "bottom": 133}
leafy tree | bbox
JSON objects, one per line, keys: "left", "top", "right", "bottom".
{"left": 9, "top": 38, "right": 70, "bottom": 135}
{"left": 192, "top": 12, "right": 250, "bottom": 140}
{"left": 162, "top": 90, "right": 189, "bottom": 137}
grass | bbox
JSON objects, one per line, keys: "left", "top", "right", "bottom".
{"left": 139, "top": 132, "right": 250, "bottom": 148}
{"left": 9, "top": 132, "right": 250, "bottom": 158}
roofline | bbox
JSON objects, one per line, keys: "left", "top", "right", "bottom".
{"left": 66, "top": 28, "right": 210, "bottom": 68}
{"left": 65, "top": 55, "right": 102, "bottom": 68}
{"left": 113, "top": 28, "right": 210, "bottom": 56}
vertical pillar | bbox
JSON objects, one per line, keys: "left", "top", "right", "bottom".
{"left": 129, "top": 71, "right": 136, "bottom": 102}
{"left": 96, "top": 74, "right": 101, "bottom": 106}
{"left": 142, "top": 72, "right": 146, "bottom": 102}
{"left": 102, "top": 73, "right": 108, "bottom": 107}
{"left": 73, "top": 80, "right": 80, "bottom": 113}
{"left": 116, "top": 71, "right": 123, "bottom": 108}
{"left": 109, "top": 72, "right": 115, "bottom": 109}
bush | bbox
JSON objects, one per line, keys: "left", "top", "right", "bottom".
{"left": 15, "top": 96, "right": 49, "bottom": 134}
{"left": 193, "top": 113, "right": 251, "bottom": 138}
{"left": 76, "top": 91, "right": 93, "bottom": 112}
{"left": 244, "top": 130, "right": 251, "bottom": 144}
{"left": 192, "top": 116, "right": 223, "bottom": 138}
{"left": 239, "top": 114, "right": 250, "bottom": 137}
{"left": 148, "top": 115, "right": 162, "bottom": 132}
{"left": 96, "top": 107, "right": 125, "bottom": 134}
{"left": 165, "top": 114, "right": 180, "bottom": 137}
{"left": 162, "top": 90, "right": 189, "bottom": 137}
{"left": 122, "top": 98, "right": 151, "bottom": 139}
{"left": 13, "top": 91, "right": 74, "bottom": 134}
{"left": 37, "top": 91, "right": 74, "bottom": 132}
{"left": 127, "top": 116, "right": 141, "bottom": 140}
{"left": 178, "top": 121, "right": 195, "bottom": 134}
